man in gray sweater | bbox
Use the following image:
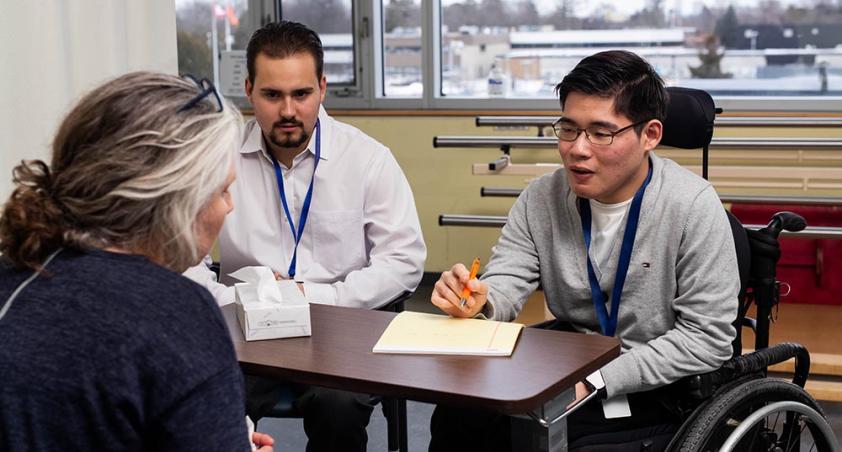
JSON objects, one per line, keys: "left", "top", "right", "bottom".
{"left": 428, "top": 50, "right": 739, "bottom": 451}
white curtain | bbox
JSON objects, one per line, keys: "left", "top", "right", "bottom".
{"left": 0, "top": 0, "right": 178, "bottom": 201}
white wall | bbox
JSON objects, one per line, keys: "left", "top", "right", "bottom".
{"left": 0, "top": 0, "right": 178, "bottom": 201}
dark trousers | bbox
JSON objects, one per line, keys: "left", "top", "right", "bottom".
{"left": 429, "top": 319, "right": 682, "bottom": 452}
{"left": 245, "top": 375, "right": 375, "bottom": 452}
{"left": 428, "top": 387, "right": 680, "bottom": 452}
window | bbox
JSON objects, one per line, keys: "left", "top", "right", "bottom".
{"left": 176, "top": 0, "right": 356, "bottom": 104}
{"left": 281, "top": 0, "right": 356, "bottom": 85}
{"left": 438, "top": 0, "right": 842, "bottom": 101}
{"left": 174, "top": 0, "right": 842, "bottom": 110}
{"left": 176, "top": 0, "right": 273, "bottom": 103}
{"left": 176, "top": 0, "right": 256, "bottom": 82}
{"left": 382, "top": 0, "right": 423, "bottom": 97}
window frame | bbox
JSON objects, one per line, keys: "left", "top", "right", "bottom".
{"left": 311, "top": 0, "right": 842, "bottom": 112}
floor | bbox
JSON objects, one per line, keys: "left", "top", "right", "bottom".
{"left": 255, "top": 284, "right": 842, "bottom": 450}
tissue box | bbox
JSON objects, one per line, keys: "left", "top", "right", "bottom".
{"left": 235, "top": 280, "right": 311, "bottom": 341}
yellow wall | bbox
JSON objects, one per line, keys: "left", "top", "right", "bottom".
{"left": 336, "top": 115, "right": 556, "bottom": 272}
{"left": 336, "top": 113, "right": 842, "bottom": 273}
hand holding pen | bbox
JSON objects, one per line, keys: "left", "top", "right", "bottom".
{"left": 459, "top": 258, "right": 481, "bottom": 307}
{"left": 430, "top": 258, "right": 488, "bottom": 318}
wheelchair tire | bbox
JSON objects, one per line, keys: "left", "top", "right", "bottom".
{"left": 668, "top": 378, "right": 837, "bottom": 452}
{"left": 666, "top": 375, "right": 759, "bottom": 449}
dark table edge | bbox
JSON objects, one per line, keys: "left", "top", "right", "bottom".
{"left": 237, "top": 338, "right": 621, "bottom": 415}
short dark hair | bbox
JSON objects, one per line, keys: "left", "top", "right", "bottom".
{"left": 246, "top": 20, "right": 324, "bottom": 85}
{"left": 554, "top": 50, "right": 668, "bottom": 131}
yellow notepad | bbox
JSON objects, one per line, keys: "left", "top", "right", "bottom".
{"left": 372, "top": 311, "right": 524, "bottom": 356}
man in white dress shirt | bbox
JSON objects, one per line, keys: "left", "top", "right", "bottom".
{"left": 186, "top": 21, "right": 426, "bottom": 452}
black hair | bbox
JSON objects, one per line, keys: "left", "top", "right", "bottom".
{"left": 555, "top": 50, "right": 668, "bottom": 131}
{"left": 246, "top": 20, "right": 324, "bottom": 85}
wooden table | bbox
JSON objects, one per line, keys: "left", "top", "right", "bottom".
{"left": 223, "top": 304, "right": 619, "bottom": 450}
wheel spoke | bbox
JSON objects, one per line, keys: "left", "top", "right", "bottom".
{"left": 745, "top": 422, "right": 761, "bottom": 451}
{"left": 783, "top": 423, "right": 799, "bottom": 452}
{"left": 674, "top": 379, "right": 836, "bottom": 452}
{"left": 783, "top": 418, "right": 795, "bottom": 450}
{"left": 772, "top": 410, "right": 782, "bottom": 431}
{"left": 797, "top": 422, "right": 808, "bottom": 452}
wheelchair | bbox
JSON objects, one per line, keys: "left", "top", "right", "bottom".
{"left": 664, "top": 210, "right": 837, "bottom": 451}
{"left": 570, "top": 87, "right": 840, "bottom": 452}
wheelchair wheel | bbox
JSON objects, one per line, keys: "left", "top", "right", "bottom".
{"left": 670, "top": 378, "right": 838, "bottom": 452}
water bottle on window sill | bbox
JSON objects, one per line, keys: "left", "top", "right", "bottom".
{"left": 487, "top": 59, "right": 509, "bottom": 98}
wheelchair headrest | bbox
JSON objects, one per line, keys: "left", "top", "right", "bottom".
{"left": 661, "top": 87, "right": 717, "bottom": 150}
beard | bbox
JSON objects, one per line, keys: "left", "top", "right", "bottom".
{"left": 268, "top": 120, "right": 311, "bottom": 150}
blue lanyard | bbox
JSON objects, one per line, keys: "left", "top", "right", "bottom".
{"left": 579, "top": 163, "right": 652, "bottom": 337}
{"left": 270, "top": 119, "right": 321, "bottom": 278}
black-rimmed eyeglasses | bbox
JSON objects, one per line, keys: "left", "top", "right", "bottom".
{"left": 177, "top": 75, "right": 223, "bottom": 113}
{"left": 551, "top": 118, "right": 650, "bottom": 146}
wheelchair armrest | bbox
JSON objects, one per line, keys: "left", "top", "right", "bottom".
{"left": 378, "top": 290, "right": 412, "bottom": 313}
{"left": 677, "top": 342, "right": 811, "bottom": 400}
{"left": 724, "top": 342, "right": 810, "bottom": 387}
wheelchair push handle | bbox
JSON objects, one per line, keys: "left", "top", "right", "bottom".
{"left": 747, "top": 211, "right": 806, "bottom": 268}
{"left": 748, "top": 211, "right": 806, "bottom": 352}
{"left": 763, "top": 211, "right": 807, "bottom": 238}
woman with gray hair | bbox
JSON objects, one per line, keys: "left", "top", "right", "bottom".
{"left": 0, "top": 72, "right": 273, "bottom": 451}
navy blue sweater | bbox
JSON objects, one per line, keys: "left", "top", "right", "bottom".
{"left": 0, "top": 248, "right": 249, "bottom": 451}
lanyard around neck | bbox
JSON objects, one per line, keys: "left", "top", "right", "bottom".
{"left": 270, "top": 119, "right": 321, "bottom": 278}
{"left": 579, "top": 162, "right": 652, "bottom": 337}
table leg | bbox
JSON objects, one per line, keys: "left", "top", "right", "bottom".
{"left": 510, "top": 387, "right": 575, "bottom": 452}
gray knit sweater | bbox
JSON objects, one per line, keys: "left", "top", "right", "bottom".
{"left": 482, "top": 152, "right": 739, "bottom": 398}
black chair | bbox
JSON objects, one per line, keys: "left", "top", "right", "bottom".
{"left": 565, "top": 87, "right": 838, "bottom": 451}
{"left": 260, "top": 290, "right": 412, "bottom": 452}
{"left": 209, "top": 263, "right": 411, "bottom": 451}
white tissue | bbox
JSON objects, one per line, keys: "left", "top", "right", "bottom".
{"left": 228, "top": 266, "right": 283, "bottom": 303}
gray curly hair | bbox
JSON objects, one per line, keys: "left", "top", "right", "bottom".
{"left": 1, "top": 71, "right": 243, "bottom": 272}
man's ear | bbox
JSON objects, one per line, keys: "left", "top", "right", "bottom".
{"left": 244, "top": 78, "right": 253, "bottom": 100}
{"left": 642, "top": 119, "right": 663, "bottom": 151}
{"left": 318, "top": 75, "right": 327, "bottom": 104}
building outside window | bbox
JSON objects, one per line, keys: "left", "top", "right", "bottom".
{"left": 175, "top": 0, "right": 842, "bottom": 108}
{"left": 440, "top": 0, "right": 842, "bottom": 99}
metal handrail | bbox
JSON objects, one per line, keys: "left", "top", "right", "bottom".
{"left": 480, "top": 188, "right": 842, "bottom": 207}
{"left": 719, "top": 195, "right": 842, "bottom": 206}
{"left": 433, "top": 136, "right": 842, "bottom": 150}
{"left": 716, "top": 117, "right": 842, "bottom": 127}
{"left": 438, "top": 214, "right": 842, "bottom": 239}
{"left": 435, "top": 136, "right": 554, "bottom": 148}
{"left": 475, "top": 116, "right": 842, "bottom": 128}
{"left": 481, "top": 187, "right": 523, "bottom": 197}
{"left": 438, "top": 214, "right": 507, "bottom": 227}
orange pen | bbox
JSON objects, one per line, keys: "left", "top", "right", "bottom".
{"left": 459, "top": 258, "right": 481, "bottom": 308}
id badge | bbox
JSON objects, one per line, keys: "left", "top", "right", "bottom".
{"left": 601, "top": 394, "right": 632, "bottom": 419}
